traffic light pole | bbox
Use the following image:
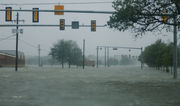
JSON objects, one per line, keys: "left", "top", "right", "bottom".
{"left": 173, "top": 14, "right": 178, "bottom": 79}
{"left": 38, "top": 44, "right": 41, "bottom": 67}
{"left": 97, "top": 46, "right": 142, "bottom": 69}
{"left": 83, "top": 39, "right": 85, "bottom": 69}
{"left": 104, "top": 47, "right": 107, "bottom": 67}
{"left": 96, "top": 46, "right": 99, "bottom": 68}
{"left": 107, "top": 47, "right": 110, "bottom": 67}
{"left": 141, "top": 47, "right": 143, "bottom": 70}
{"left": 15, "top": 12, "right": 19, "bottom": 72}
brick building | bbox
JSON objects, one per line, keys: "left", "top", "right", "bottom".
{"left": 0, "top": 50, "right": 25, "bottom": 67}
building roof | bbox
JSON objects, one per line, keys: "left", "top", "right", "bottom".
{"left": 0, "top": 50, "right": 24, "bottom": 56}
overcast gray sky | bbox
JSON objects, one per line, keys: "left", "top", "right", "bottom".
{"left": 0, "top": 0, "right": 176, "bottom": 57}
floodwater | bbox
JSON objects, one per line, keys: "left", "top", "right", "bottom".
{"left": 0, "top": 66, "right": 180, "bottom": 106}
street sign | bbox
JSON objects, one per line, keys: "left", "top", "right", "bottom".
{"left": 12, "top": 29, "right": 16, "bottom": 33}
{"left": 91, "top": 20, "right": 96, "bottom": 32}
{"left": 19, "top": 29, "right": 23, "bottom": 34}
{"left": 60, "top": 19, "right": 65, "bottom": 30}
{"left": 72, "top": 21, "right": 79, "bottom": 29}
{"left": 113, "top": 48, "right": 118, "bottom": 50}
{"left": 5, "top": 7, "right": 12, "bottom": 22}
{"left": 32, "top": 8, "right": 39, "bottom": 22}
{"left": 12, "top": 29, "right": 23, "bottom": 34}
{"left": 54, "top": 5, "right": 64, "bottom": 15}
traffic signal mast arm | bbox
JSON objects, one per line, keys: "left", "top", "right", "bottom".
{"left": 0, "top": 9, "right": 114, "bottom": 14}
{"left": 0, "top": 24, "right": 106, "bottom": 27}
{"left": 98, "top": 46, "right": 142, "bottom": 50}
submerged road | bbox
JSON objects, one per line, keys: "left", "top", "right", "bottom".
{"left": 0, "top": 66, "right": 180, "bottom": 106}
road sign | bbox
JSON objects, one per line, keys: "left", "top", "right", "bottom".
{"left": 60, "top": 19, "right": 65, "bottom": 30}
{"left": 32, "top": 8, "right": 39, "bottom": 22}
{"left": 72, "top": 21, "right": 79, "bottom": 29}
{"left": 54, "top": 5, "right": 64, "bottom": 15}
{"left": 113, "top": 48, "right": 118, "bottom": 50}
{"left": 19, "top": 29, "right": 23, "bottom": 34}
{"left": 12, "top": 29, "right": 23, "bottom": 34}
{"left": 5, "top": 7, "right": 12, "bottom": 22}
{"left": 91, "top": 20, "right": 96, "bottom": 32}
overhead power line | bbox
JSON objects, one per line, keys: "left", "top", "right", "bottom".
{"left": 0, "top": 34, "right": 16, "bottom": 42}
{"left": 19, "top": 39, "right": 49, "bottom": 53}
{"left": 0, "top": 1, "right": 113, "bottom": 6}
{"left": 19, "top": 39, "right": 38, "bottom": 49}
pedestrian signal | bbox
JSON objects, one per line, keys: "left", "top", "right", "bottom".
{"left": 32, "top": 8, "right": 39, "bottom": 22}
{"left": 6, "top": 7, "right": 12, "bottom": 22}
{"left": 60, "top": 19, "right": 65, "bottom": 30}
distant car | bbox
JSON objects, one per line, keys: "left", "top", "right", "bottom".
{"left": 85, "top": 60, "right": 95, "bottom": 67}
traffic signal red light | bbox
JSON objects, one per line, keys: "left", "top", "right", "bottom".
{"left": 161, "top": 9, "right": 168, "bottom": 22}
{"left": 60, "top": 19, "right": 65, "bottom": 30}
{"left": 32, "top": 8, "right": 39, "bottom": 22}
{"left": 91, "top": 20, "right": 96, "bottom": 32}
{"left": 5, "top": 7, "right": 12, "bottom": 22}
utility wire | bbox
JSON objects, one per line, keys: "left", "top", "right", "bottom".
{"left": 0, "top": 1, "right": 112, "bottom": 6}
{"left": 0, "top": 34, "right": 16, "bottom": 42}
{"left": 19, "top": 39, "right": 49, "bottom": 53}
{"left": 19, "top": 39, "right": 38, "bottom": 49}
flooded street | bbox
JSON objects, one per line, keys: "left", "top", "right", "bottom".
{"left": 0, "top": 66, "right": 180, "bottom": 106}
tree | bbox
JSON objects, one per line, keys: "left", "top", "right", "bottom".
{"left": 108, "top": 0, "right": 180, "bottom": 78}
{"left": 49, "top": 39, "right": 82, "bottom": 68}
{"left": 141, "top": 40, "right": 174, "bottom": 72}
{"left": 108, "top": 0, "right": 180, "bottom": 36}
{"left": 142, "top": 40, "right": 166, "bottom": 69}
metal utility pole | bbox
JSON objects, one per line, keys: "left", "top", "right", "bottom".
{"left": 38, "top": 44, "right": 41, "bottom": 67}
{"left": 105, "top": 47, "right": 107, "bottom": 67}
{"left": 83, "top": 39, "right": 85, "bottom": 69}
{"left": 62, "top": 41, "right": 64, "bottom": 69}
{"left": 173, "top": 13, "right": 178, "bottom": 79}
{"left": 96, "top": 46, "right": 99, "bottom": 68}
{"left": 107, "top": 47, "right": 110, "bottom": 67}
{"left": 140, "top": 47, "right": 143, "bottom": 70}
{"left": 15, "top": 12, "right": 19, "bottom": 72}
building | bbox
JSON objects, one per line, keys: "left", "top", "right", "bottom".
{"left": 0, "top": 50, "right": 25, "bottom": 67}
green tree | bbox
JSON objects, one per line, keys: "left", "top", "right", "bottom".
{"left": 49, "top": 39, "right": 82, "bottom": 68}
{"left": 108, "top": 0, "right": 180, "bottom": 36}
{"left": 143, "top": 40, "right": 166, "bottom": 69}
{"left": 141, "top": 40, "right": 174, "bottom": 71}
{"left": 162, "top": 43, "right": 173, "bottom": 72}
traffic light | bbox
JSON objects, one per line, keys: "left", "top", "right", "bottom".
{"left": 91, "top": 20, "right": 96, "bottom": 32}
{"left": 60, "top": 19, "right": 65, "bottom": 30}
{"left": 32, "top": 8, "right": 39, "bottom": 22}
{"left": 54, "top": 5, "right": 64, "bottom": 15}
{"left": 161, "top": 9, "right": 168, "bottom": 22}
{"left": 5, "top": 7, "right": 12, "bottom": 22}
